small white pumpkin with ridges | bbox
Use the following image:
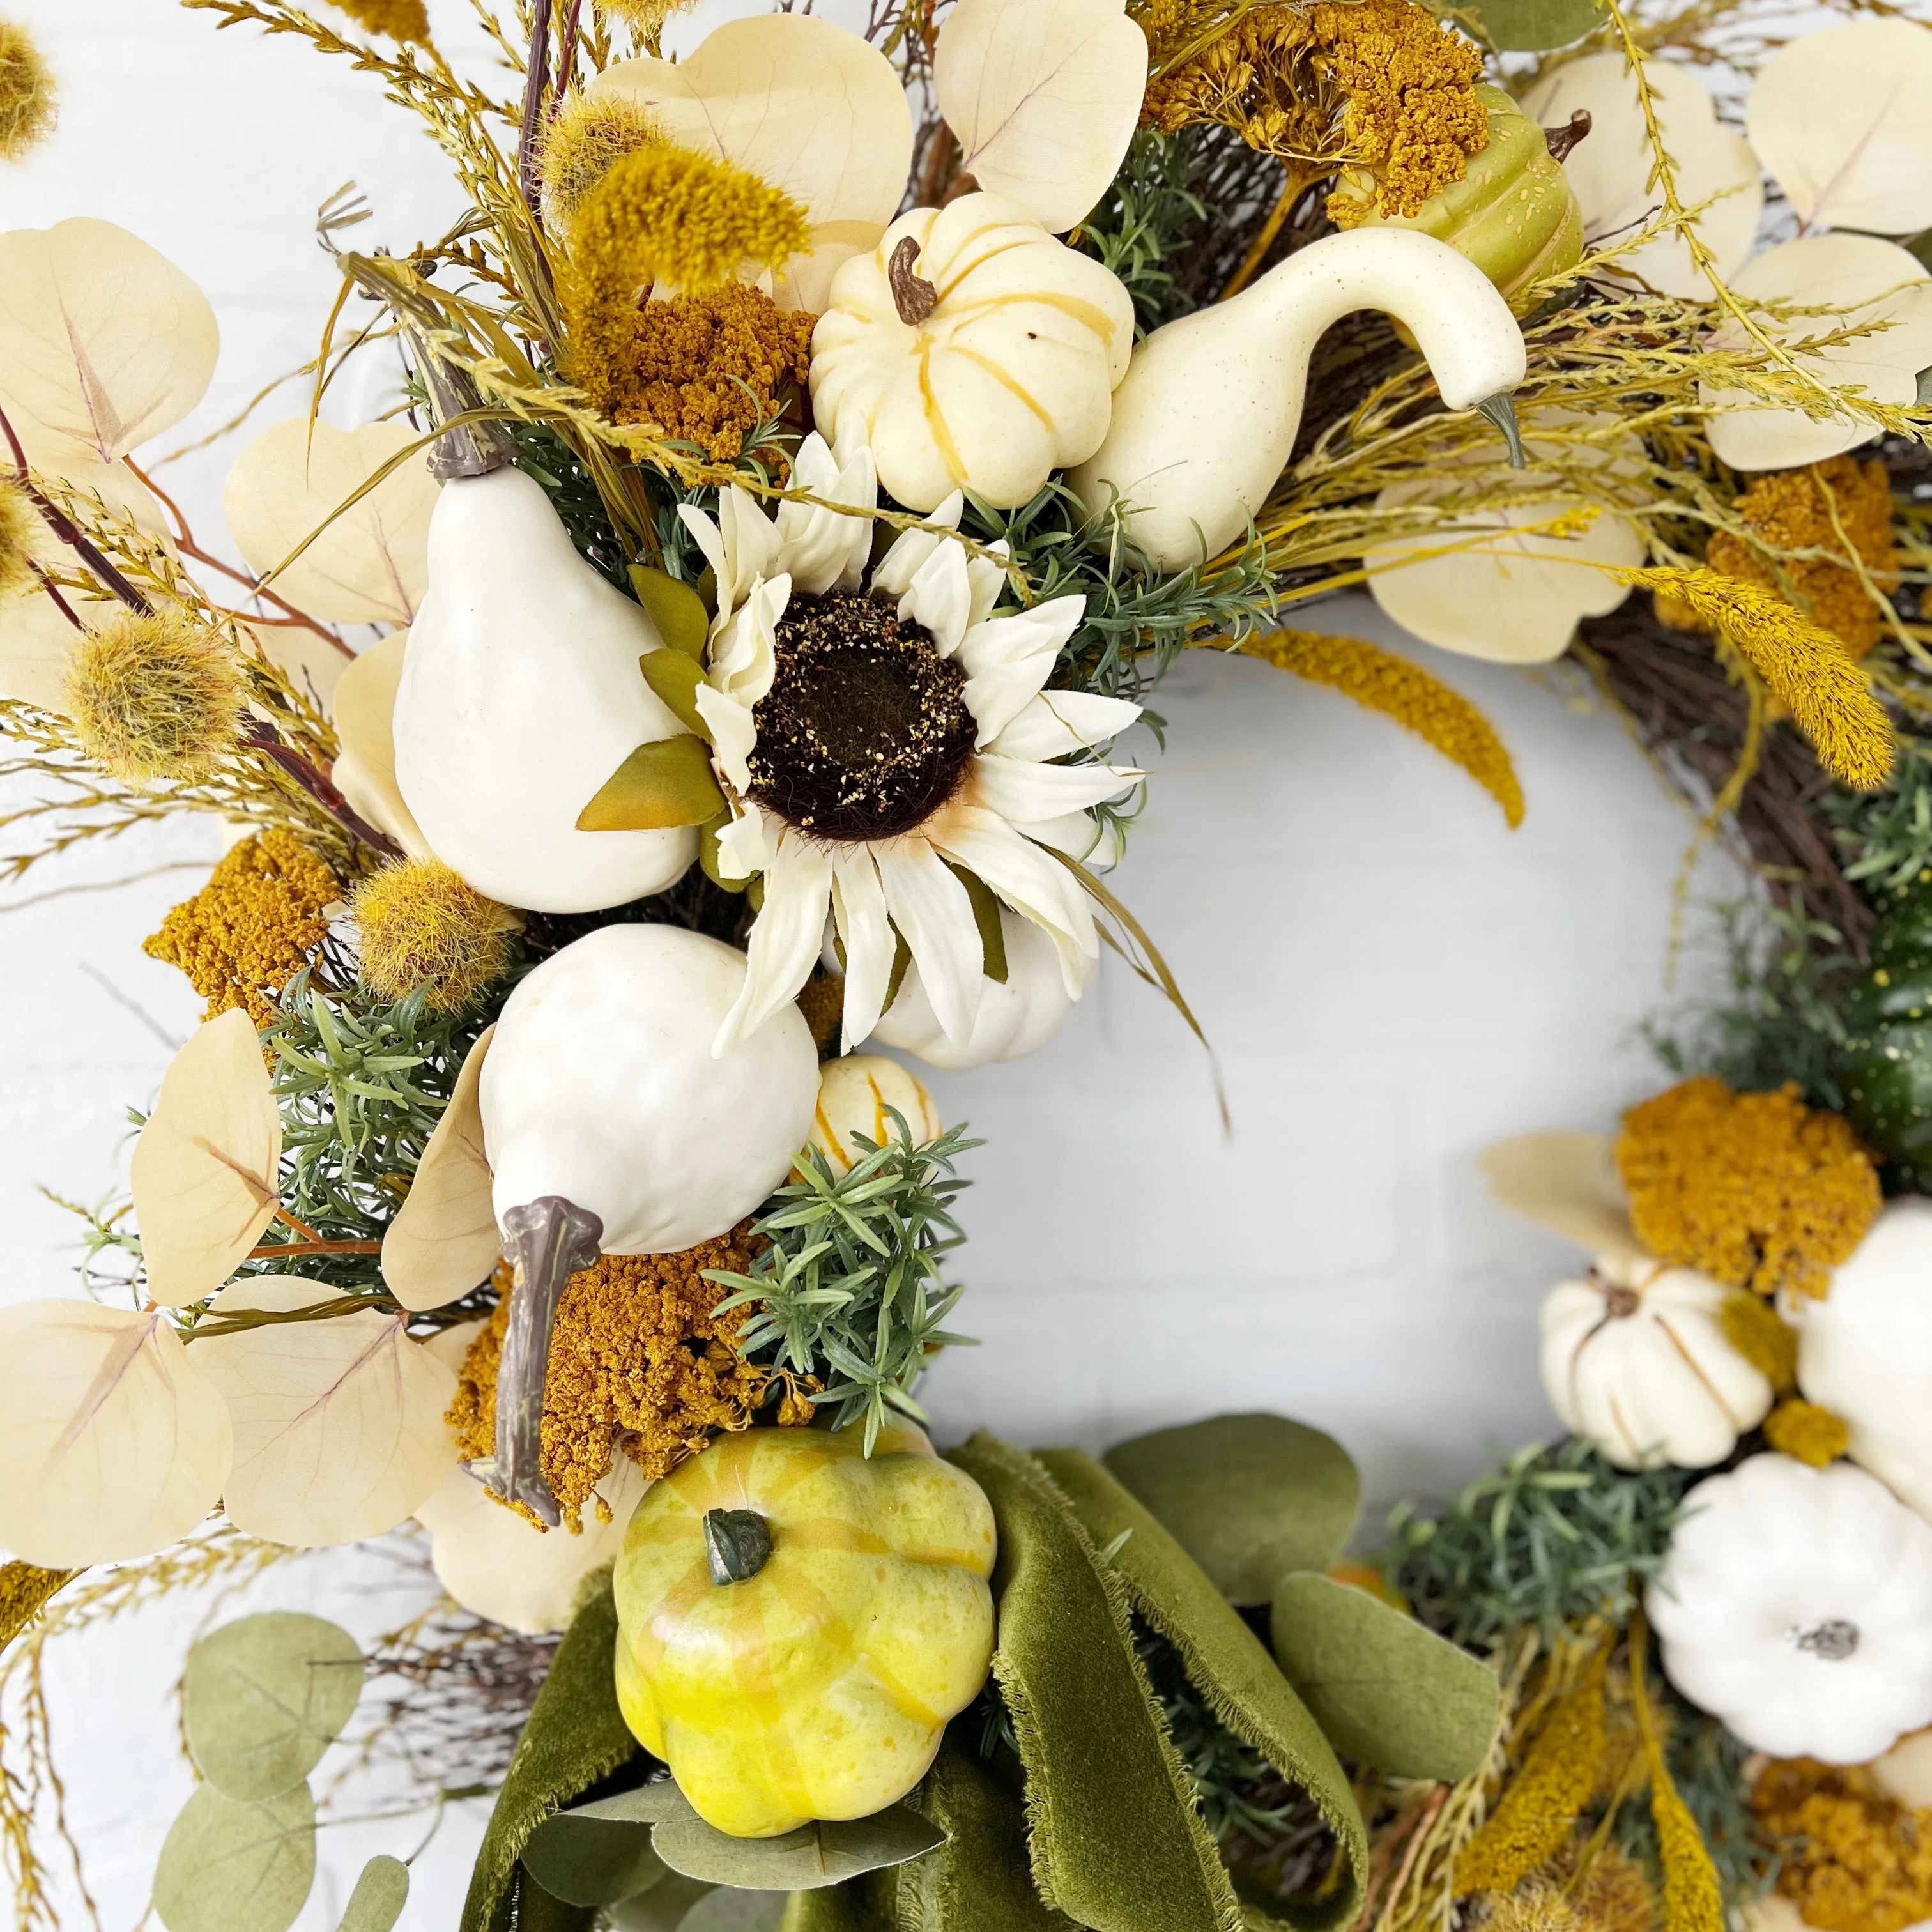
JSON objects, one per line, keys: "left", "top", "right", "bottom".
{"left": 808, "top": 1055, "right": 942, "bottom": 1175}
{"left": 1539, "top": 1252, "right": 1772, "bottom": 1470}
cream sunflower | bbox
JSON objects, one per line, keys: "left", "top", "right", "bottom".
{"left": 678, "top": 433, "right": 1144, "bottom": 1058}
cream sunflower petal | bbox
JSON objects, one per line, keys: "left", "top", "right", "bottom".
{"left": 874, "top": 839, "right": 985, "bottom": 1045}
{"left": 830, "top": 848, "right": 894, "bottom": 1051}
{"left": 898, "top": 537, "right": 978, "bottom": 657}
{"left": 709, "top": 577, "right": 786, "bottom": 702}
{"left": 696, "top": 684, "right": 758, "bottom": 794}
{"left": 1011, "top": 808, "right": 1120, "bottom": 869}
{"left": 872, "top": 491, "right": 968, "bottom": 597}
{"left": 715, "top": 484, "right": 783, "bottom": 613}
{"left": 677, "top": 502, "right": 729, "bottom": 595}
{"left": 966, "top": 541, "right": 1011, "bottom": 631}
{"left": 958, "top": 595, "right": 1089, "bottom": 745}
{"left": 714, "top": 803, "right": 774, "bottom": 881}
{"left": 714, "top": 833, "right": 836, "bottom": 1057}
{"left": 774, "top": 432, "right": 880, "bottom": 594}
{"left": 988, "top": 689, "right": 1142, "bottom": 762}
{"left": 928, "top": 806, "right": 1096, "bottom": 995}
{"left": 971, "top": 753, "right": 1143, "bottom": 821}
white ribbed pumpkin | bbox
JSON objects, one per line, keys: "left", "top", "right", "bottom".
{"left": 809, "top": 192, "right": 1135, "bottom": 513}
{"left": 807, "top": 1054, "right": 942, "bottom": 1175}
{"left": 1539, "top": 1254, "right": 1772, "bottom": 1470}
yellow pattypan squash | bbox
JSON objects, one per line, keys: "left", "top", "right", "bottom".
{"left": 612, "top": 1421, "right": 997, "bottom": 1837}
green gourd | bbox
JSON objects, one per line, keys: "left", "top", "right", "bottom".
{"left": 1330, "top": 86, "right": 1584, "bottom": 312}
{"left": 1835, "top": 873, "right": 1932, "bottom": 1187}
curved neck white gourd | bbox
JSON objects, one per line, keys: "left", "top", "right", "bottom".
{"left": 1070, "top": 227, "right": 1529, "bottom": 572}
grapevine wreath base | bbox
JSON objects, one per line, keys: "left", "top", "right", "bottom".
{"left": 6, "top": 0, "right": 1932, "bottom": 1928}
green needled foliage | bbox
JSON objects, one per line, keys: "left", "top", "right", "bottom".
{"left": 946, "top": 1432, "right": 1244, "bottom": 1932}
{"left": 462, "top": 1568, "right": 640, "bottom": 1932}
{"left": 1036, "top": 1449, "right": 1366, "bottom": 1932}
{"left": 1072, "top": 130, "right": 1208, "bottom": 337}
{"left": 707, "top": 1119, "right": 981, "bottom": 1452}
{"left": 1387, "top": 1439, "right": 1694, "bottom": 1649}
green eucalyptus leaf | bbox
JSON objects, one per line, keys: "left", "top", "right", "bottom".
{"left": 523, "top": 1814, "right": 668, "bottom": 1907}
{"left": 608, "top": 1875, "right": 716, "bottom": 1931}
{"left": 567, "top": 1782, "right": 693, "bottom": 1827}
{"left": 944, "top": 864, "right": 1009, "bottom": 985}
{"left": 681, "top": 1889, "right": 788, "bottom": 1931}
{"left": 336, "top": 1856, "right": 410, "bottom": 1932}
{"left": 631, "top": 567, "right": 712, "bottom": 661}
{"left": 640, "top": 648, "right": 712, "bottom": 737}
{"left": 1102, "top": 1414, "right": 1360, "bottom": 1606}
{"left": 181, "top": 1613, "right": 364, "bottom": 1801}
{"left": 1269, "top": 1574, "right": 1501, "bottom": 1781}
{"left": 153, "top": 1781, "right": 316, "bottom": 1932}
{"left": 1453, "top": 0, "right": 1607, "bottom": 50}
{"left": 578, "top": 736, "right": 726, "bottom": 832}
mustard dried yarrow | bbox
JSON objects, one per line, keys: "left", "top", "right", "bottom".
{"left": 1755, "top": 1758, "right": 1932, "bottom": 1932}
{"left": 1615, "top": 1077, "right": 1880, "bottom": 1298}
{"left": 144, "top": 830, "right": 339, "bottom": 1026}
{"left": 1764, "top": 1397, "right": 1851, "bottom": 1467}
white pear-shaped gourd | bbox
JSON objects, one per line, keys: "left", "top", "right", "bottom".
{"left": 394, "top": 465, "right": 698, "bottom": 913}
{"left": 477, "top": 924, "right": 818, "bottom": 1523}
{"left": 1070, "top": 228, "right": 1529, "bottom": 572}
{"left": 1539, "top": 1253, "right": 1772, "bottom": 1471}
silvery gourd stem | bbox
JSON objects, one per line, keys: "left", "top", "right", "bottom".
{"left": 395, "top": 318, "right": 515, "bottom": 482}
{"left": 493, "top": 1195, "right": 603, "bottom": 1526}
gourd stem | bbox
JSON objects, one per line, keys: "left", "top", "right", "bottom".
{"left": 888, "top": 238, "right": 939, "bottom": 327}
{"left": 703, "top": 1508, "right": 774, "bottom": 1584}
{"left": 1544, "top": 110, "right": 1593, "bottom": 164}
{"left": 494, "top": 1195, "right": 604, "bottom": 1527}
{"left": 1475, "top": 392, "right": 1528, "bottom": 470}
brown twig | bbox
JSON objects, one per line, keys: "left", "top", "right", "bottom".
{"left": 516, "top": 0, "right": 554, "bottom": 216}
{"left": 0, "top": 404, "right": 154, "bottom": 616}
{"left": 243, "top": 719, "right": 404, "bottom": 860}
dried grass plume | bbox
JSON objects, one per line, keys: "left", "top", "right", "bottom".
{"left": 0, "top": 20, "right": 56, "bottom": 163}
{"left": 63, "top": 609, "right": 249, "bottom": 784}
{"left": 538, "top": 91, "right": 661, "bottom": 227}
{"left": 0, "top": 477, "right": 40, "bottom": 599}
{"left": 351, "top": 857, "right": 519, "bottom": 1013}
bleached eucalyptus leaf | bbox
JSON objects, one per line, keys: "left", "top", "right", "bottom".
{"left": 129, "top": 1008, "right": 283, "bottom": 1308}
{"left": 182, "top": 1613, "right": 364, "bottom": 1802}
{"left": 1478, "top": 1131, "right": 1646, "bottom": 1262}
{"left": 0, "top": 1300, "right": 232, "bottom": 1567}
{"left": 336, "top": 1856, "right": 410, "bottom": 1932}
{"left": 1748, "top": 20, "right": 1932, "bottom": 236}
{"left": 381, "top": 1023, "right": 499, "bottom": 1311}
{"left": 414, "top": 1452, "right": 644, "bottom": 1636}
{"left": 935, "top": 0, "right": 1146, "bottom": 233}
{"left": 1520, "top": 56, "right": 1761, "bottom": 300}
{"left": 588, "top": 15, "right": 913, "bottom": 243}
{"left": 152, "top": 1781, "right": 316, "bottom": 1932}
{"left": 330, "top": 630, "right": 431, "bottom": 858}
{"left": 196, "top": 1276, "right": 458, "bottom": 1547}
{"left": 1704, "top": 235, "right": 1932, "bottom": 471}
{"left": 224, "top": 420, "right": 437, "bottom": 626}
{"left": 0, "top": 218, "right": 218, "bottom": 475}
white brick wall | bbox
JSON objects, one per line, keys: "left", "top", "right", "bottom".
{"left": 0, "top": 3, "right": 1742, "bottom": 1923}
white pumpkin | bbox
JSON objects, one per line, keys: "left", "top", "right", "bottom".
{"left": 864, "top": 908, "right": 1093, "bottom": 1070}
{"left": 1539, "top": 1254, "right": 1772, "bottom": 1471}
{"left": 1648, "top": 1453, "right": 1932, "bottom": 1763}
{"left": 481, "top": 924, "right": 818, "bottom": 1256}
{"left": 809, "top": 191, "right": 1135, "bottom": 513}
{"left": 808, "top": 1055, "right": 942, "bottom": 1175}
{"left": 1792, "top": 1198, "right": 1932, "bottom": 1519}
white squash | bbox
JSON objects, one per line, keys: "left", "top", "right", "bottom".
{"left": 865, "top": 908, "right": 1092, "bottom": 1070}
{"left": 1539, "top": 1254, "right": 1772, "bottom": 1471}
{"left": 1648, "top": 1453, "right": 1932, "bottom": 1763}
{"left": 393, "top": 464, "right": 698, "bottom": 914}
{"left": 477, "top": 924, "right": 818, "bottom": 1523}
{"left": 1792, "top": 1198, "right": 1932, "bottom": 1520}
{"left": 808, "top": 1054, "right": 942, "bottom": 1175}
{"left": 1070, "top": 227, "right": 1528, "bottom": 571}
{"left": 809, "top": 192, "right": 1135, "bottom": 513}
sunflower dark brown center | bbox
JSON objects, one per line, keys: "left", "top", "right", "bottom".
{"left": 747, "top": 588, "right": 975, "bottom": 841}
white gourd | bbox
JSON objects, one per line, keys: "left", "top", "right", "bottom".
{"left": 1070, "top": 227, "right": 1528, "bottom": 571}
{"left": 809, "top": 192, "right": 1136, "bottom": 513}
{"left": 394, "top": 465, "right": 697, "bottom": 914}
{"left": 1648, "top": 1453, "right": 1932, "bottom": 1763}
{"left": 1791, "top": 1198, "right": 1932, "bottom": 1519}
{"left": 808, "top": 1055, "right": 942, "bottom": 1175}
{"left": 866, "top": 910, "right": 1092, "bottom": 1070}
{"left": 1538, "top": 1254, "right": 1772, "bottom": 1471}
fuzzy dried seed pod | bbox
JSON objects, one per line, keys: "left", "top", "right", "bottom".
{"left": 63, "top": 608, "right": 249, "bottom": 784}
{"left": 537, "top": 91, "right": 661, "bottom": 227}
{"left": 350, "top": 858, "right": 519, "bottom": 1014}
{"left": 0, "top": 477, "right": 40, "bottom": 599}
{"left": 328, "top": 0, "right": 431, "bottom": 42}
{"left": 0, "top": 20, "right": 56, "bottom": 163}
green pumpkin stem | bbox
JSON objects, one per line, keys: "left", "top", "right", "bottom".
{"left": 704, "top": 1508, "right": 774, "bottom": 1584}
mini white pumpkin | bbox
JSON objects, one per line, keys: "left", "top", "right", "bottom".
{"left": 1792, "top": 1198, "right": 1932, "bottom": 1520}
{"left": 808, "top": 1055, "right": 942, "bottom": 1175}
{"left": 865, "top": 908, "right": 1094, "bottom": 1070}
{"left": 809, "top": 191, "right": 1135, "bottom": 513}
{"left": 1648, "top": 1453, "right": 1932, "bottom": 1763}
{"left": 1539, "top": 1254, "right": 1772, "bottom": 1471}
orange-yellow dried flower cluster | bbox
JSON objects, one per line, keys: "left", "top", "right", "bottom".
{"left": 1754, "top": 1759, "right": 1932, "bottom": 1932}
{"left": 144, "top": 831, "right": 339, "bottom": 1025}
{"left": 448, "top": 1225, "right": 808, "bottom": 1531}
{"left": 1139, "top": 0, "right": 1487, "bottom": 220}
{"left": 1765, "top": 1397, "right": 1851, "bottom": 1466}
{"left": 1615, "top": 1077, "right": 1881, "bottom": 1298}
{"left": 1659, "top": 458, "right": 1898, "bottom": 659}
{"left": 571, "top": 284, "right": 815, "bottom": 463}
